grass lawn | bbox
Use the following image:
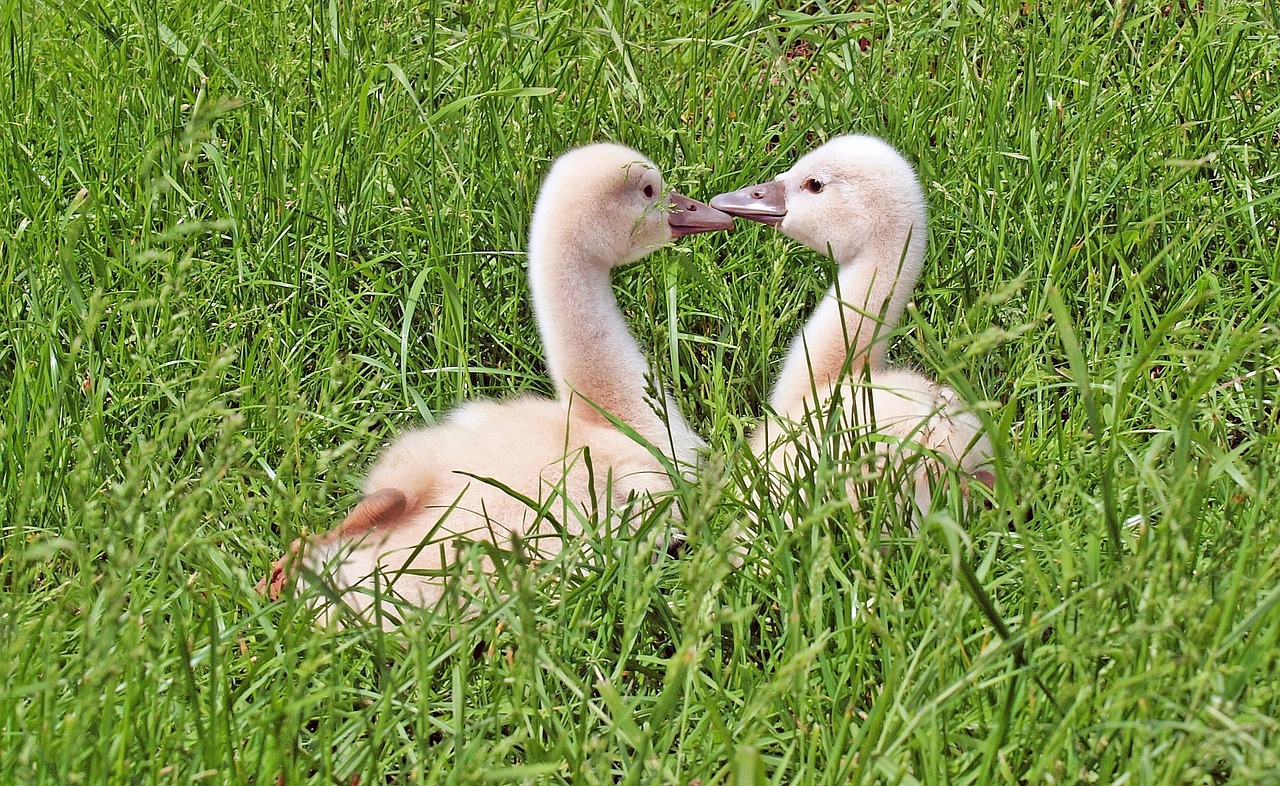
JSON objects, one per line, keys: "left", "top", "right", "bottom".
{"left": 4, "top": 0, "right": 1280, "bottom": 782}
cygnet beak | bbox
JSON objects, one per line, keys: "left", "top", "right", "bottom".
{"left": 666, "top": 191, "right": 735, "bottom": 238}
{"left": 709, "top": 180, "right": 786, "bottom": 226}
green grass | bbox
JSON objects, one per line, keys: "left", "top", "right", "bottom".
{"left": 4, "top": 0, "right": 1280, "bottom": 782}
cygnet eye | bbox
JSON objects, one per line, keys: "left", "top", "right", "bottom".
{"left": 802, "top": 178, "right": 824, "bottom": 194}
{"left": 643, "top": 183, "right": 656, "bottom": 199}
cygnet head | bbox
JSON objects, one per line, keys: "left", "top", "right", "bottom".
{"left": 530, "top": 143, "right": 734, "bottom": 268}
{"left": 711, "top": 135, "right": 927, "bottom": 268}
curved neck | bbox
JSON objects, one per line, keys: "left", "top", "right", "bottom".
{"left": 769, "top": 229, "right": 924, "bottom": 413}
{"left": 527, "top": 242, "right": 673, "bottom": 446}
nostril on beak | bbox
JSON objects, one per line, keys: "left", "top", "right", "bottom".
{"left": 751, "top": 190, "right": 763, "bottom": 199}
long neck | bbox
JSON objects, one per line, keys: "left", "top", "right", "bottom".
{"left": 768, "top": 231, "right": 924, "bottom": 414}
{"left": 527, "top": 242, "right": 681, "bottom": 452}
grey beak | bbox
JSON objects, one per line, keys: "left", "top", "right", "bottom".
{"left": 709, "top": 180, "right": 787, "bottom": 226}
{"left": 667, "top": 191, "right": 736, "bottom": 238}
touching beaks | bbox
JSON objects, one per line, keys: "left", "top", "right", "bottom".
{"left": 709, "top": 180, "right": 787, "bottom": 226}
{"left": 666, "top": 191, "right": 736, "bottom": 238}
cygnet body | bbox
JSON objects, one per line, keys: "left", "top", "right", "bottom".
{"left": 712, "top": 135, "right": 993, "bottom": 524}
{"left": 263, "top": 144, "right": 732, "bottom": 623}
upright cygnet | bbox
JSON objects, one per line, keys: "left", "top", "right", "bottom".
{"left": 712, "top": 135, "right": 993, "bottom": 525}
{"left": 261, "top": 144, "right": 733, "bottom": 623}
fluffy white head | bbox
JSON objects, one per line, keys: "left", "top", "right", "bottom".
{"left": 713, "top": 135, "right": 928, "bottom": 270}
{"left": 528, "top": 143, "right": 729, "bottom": 268}
{"left": 776, "top": 136, "right": 927, "bottom": 265}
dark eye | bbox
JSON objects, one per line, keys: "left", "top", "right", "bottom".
{"left": 803, "top": 178, "right": 824, "bottom": 194}
{"left": 643, "top": 184, "right": 656, "bottom": 199}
